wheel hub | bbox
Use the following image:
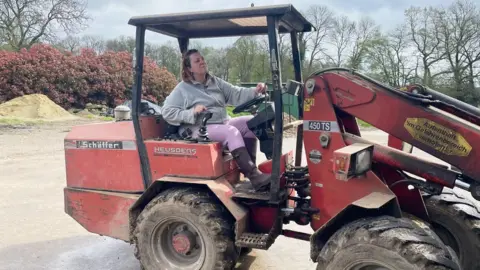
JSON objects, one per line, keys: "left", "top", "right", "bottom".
{"left": 150, "top": 217, "right": 205, "bottom": 269}
{"left": 172, "top": 227, "right": 197, "bottom": 255}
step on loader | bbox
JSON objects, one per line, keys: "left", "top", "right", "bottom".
{"left": 63, "top": 4, "right": 480, "bottom": 270}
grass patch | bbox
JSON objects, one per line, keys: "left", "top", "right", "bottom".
{"left": 101, "top": 116, "right": 114, "bottom": 121}
{"left": 0, "top": 117, "right": 44, "bottom": 126}
{"left": 226, "top": 106, "right": 250, "bottom": 117}
{"left": 357, "top": 119, "right": 372, "bottom": 128}
{"left": 77, "top": 114, "right": 114, "bottom": 121}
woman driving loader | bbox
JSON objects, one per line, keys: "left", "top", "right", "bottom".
{"left": 160, "top": 49, "right": 270, "bottom": 192}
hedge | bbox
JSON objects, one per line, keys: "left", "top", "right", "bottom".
{"left": 0, "top": 44, "right": 178, "bottom": 109}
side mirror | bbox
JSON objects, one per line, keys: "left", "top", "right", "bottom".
{"left": 284, "top": 80, "right": 303, "bottom": 96}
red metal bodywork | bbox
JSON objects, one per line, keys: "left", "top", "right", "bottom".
{"left": 324, "top": 72, "right": 479, "bottom": 178}
{"left": 64, "top": 116, "right": 162, "bottom": 192}
{"left": 63, "top": 115, "right": 292, "bottom": 241}
{"left": 63, "top": 115, "right": 236, "bottom": 241}
{"left": 303, "top": 70, "right": 480, "bottom": 230}
{"left": 302, "top": 74, "right": 398, "bottom": 230}
{"left": 64, "top": 115, "right": 237, "bottom": 190}
{"left": 144, "top": 140, "right": 237, "bottom": 180}
{"left": 64, "top": 69, "right": 480, "bottom": 256}
{"left": 251, "top": 151, "right": 294, "bottom": 232}
{"left": 64, "top": 187, "right": 139, "bottom": 241}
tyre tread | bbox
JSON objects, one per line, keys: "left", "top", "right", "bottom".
{"left": 133, "top": 186, "right": 236, "bottom": 270}
{"left": 316, "top": 215, "right": 460, "bottom": 270}
{"left": 423, "top": 188, "right": 480, "bottom": 270}
{"left": 424, "top": 188, "right": 480, "bottom": 233}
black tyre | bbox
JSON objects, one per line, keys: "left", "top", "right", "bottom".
{"left": 133, "top": 187, "right": 237, "bottom": 270}
{"left": 316, "top": 215, "right": 460, "bottom": 270}
{"left": 423, "top": 188, "right": 480, "bottom": 270}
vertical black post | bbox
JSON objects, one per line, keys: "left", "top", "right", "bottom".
{"left": 290, "top": 31, "right": 304, "bottom": 167}
{"left": 267, "top": 16, "right": 283, "bottom": 203}
{"left": 178, "top": 37, "right": 189, "bottom": 53}
{"left": 177, "top": 38, "right": 190, "bottom": 79}
{"left": 132, "top": 25, "right": 151, "bottom": 189}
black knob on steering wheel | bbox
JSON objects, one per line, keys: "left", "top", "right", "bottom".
{"left": 232, "top": 95, "right": 267, "bottom": 114}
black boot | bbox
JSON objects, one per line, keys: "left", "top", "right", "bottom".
{"left": 231, "top": 147, "right": 270, "bottom": 192}
{"left": 243, "top": 138, "right": 257, "bottom": 164}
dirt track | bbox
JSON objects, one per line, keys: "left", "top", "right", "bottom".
{"left": 0, "top": 120, "right": 476, "bottom": 270}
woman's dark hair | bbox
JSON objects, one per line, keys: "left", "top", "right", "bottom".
{"left": 181, "top": 49, "right": 199, "bottom": 82}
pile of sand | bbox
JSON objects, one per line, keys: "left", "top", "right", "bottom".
{"left": 0, "top": 94, "right": 76, "bottom": 121}
{"left": 282, "top": 113, "right": 299, "bottom": 137}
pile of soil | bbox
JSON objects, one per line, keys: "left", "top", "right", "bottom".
{"left": 85, "top": 103, "right": 110, "bottom": 115}
{"left": 73, "top": 109, "right": 95, "bottom": 117}
{"left": 0, "top": 94, "right": 76, "bottom": 121}
{"left": 69, "top": 103, "right": 113, "bottom": 119}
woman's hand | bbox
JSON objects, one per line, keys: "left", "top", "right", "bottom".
{"left": 193, "top": 104, "right": 207, "bottom": 114}
{"left": 255, "top": 83, "right": 267, "bottom": 94}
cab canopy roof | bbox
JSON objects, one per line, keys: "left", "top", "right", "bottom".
{"left": 127, "top": 4, "right": 313, "bottom": 39}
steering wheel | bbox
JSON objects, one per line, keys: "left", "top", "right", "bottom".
{"left": 232, "top": 95, "right": 267, "bottom": 114}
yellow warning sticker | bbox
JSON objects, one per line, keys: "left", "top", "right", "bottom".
{"left": 404, "top": 118, "right": 472, "bottom": 157}
{"left": 304, "top": 97, "right": 314, "bottom": 111}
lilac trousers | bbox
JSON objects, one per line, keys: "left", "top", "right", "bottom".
{"left": 192, "top": 115, "right": 256, "bottom": 151}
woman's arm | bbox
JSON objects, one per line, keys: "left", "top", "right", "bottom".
{"left": 216, "top": 77, "right": 260, "bottom": 106}
{"left": 160, "top": 88, "right": 196, "bottom": 126}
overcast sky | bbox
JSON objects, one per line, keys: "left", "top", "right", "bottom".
{"left": 80, "top": 0, "right": 456, "bottom": 47}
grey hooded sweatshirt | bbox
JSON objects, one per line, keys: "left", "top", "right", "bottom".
{"left": 161, "top": 74, "right": 259, "bottom": 132}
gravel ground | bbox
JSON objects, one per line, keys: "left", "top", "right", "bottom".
{"left": 0, "top": 119, "right": 476, "bottom": 270}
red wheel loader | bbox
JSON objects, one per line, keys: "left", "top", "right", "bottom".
{"left": 63, "top": 4, "right": 480, "bottom": 270}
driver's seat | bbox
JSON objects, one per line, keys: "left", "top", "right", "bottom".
{"left": 161, "top": 119, "right": 233, "bottom": 154}
{"left": 162, "top": 121, "right": 181, "bottom": 140}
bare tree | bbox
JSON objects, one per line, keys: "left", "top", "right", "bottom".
{"left": 459, "top": 5, "right": 480, "bottom": 91}
{"left": 436, "top": 0, "right": 480, "bottom": 104}
{"left": 348, "top": 16, "right": 380, "bottom": 70}
{"left": 301, "top": 5, "right": 334, "bottom": 74}
{"left": 404, "top": 6, "right": 447, "bottom": 86}
{"left": 366, "top": 25, "right": 417, "bottom": 87}
{"left": 326, "top": 15, "right": 355, "bottom": 67}
{"left": 0, "top": 0, "right": 90, "bottom": 50}
{"left": 81, "top": 35, "right": 105, "bottom": 54}
{"left": 57, "top": 35, "right": 81, "bottom": 53}
{"left": 56, "top": 35, "right": 105, "bottom": 54}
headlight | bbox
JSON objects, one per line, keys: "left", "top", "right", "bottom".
{"left": 355, "top": 149, "right": 372, "bottom": 174}
{"left": 333, "top": 143, "right": 373, "bottom": 181}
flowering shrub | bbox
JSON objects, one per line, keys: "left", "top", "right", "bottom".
{"left": 0, "top": 44, "right": 178, "bottom": 109}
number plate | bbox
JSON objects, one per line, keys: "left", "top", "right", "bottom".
{"left": 304, "top": 120, "right": 339, "bottom": 132}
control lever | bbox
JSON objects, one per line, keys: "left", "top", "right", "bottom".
{"left": 198, "top": 111, "right": 213, "bottom": 143}
{"left": 181, "top": 128, "right": 198, "bottom": 143}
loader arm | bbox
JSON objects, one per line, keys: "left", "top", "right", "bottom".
{"left": 306, "top": 68, "right": 480, "bottom": 197}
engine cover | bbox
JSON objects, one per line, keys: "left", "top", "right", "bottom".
{"left": 145, "top": 139, "right": 237, "bottom": 180}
